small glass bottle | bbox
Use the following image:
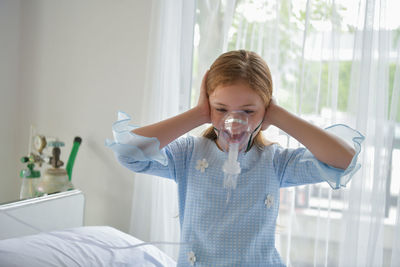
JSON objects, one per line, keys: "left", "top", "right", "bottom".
{"left": 20, "top": 157, "right": 41, "bottom": 199}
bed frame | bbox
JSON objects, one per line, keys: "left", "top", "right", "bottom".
{"left": 0, "top": 189, "right": 85, "bottom": 240}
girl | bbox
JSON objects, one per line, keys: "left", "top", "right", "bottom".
{"left": 107, "top": 50, "right": 363, "bottom": 266}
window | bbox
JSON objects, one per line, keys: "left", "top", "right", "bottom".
{"left": 192, "top": 0, "right": 400, "bottom": 220}
{"left": 192, "top": 0, "right": 400, "bottom": 265}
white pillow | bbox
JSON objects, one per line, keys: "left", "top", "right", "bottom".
{"left": 0, "top": 226, "right": 176, "bottom": 267}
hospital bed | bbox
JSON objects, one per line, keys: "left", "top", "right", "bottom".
{"left": 0, "top": 190, "right": 176, "bottom": 266}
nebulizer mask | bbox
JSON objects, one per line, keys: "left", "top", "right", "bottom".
{"left": 214, "top": 111, "right": 261, "bottom": 202}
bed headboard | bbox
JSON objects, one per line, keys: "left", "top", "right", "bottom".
{"left": 0, "top": 189, "right": 85, "bottom": 240}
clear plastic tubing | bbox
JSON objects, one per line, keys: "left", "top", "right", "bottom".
{"left": 223, "top": 142, "right": 241, "bottom": 202}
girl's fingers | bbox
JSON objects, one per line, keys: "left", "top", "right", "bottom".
{"left": 199, "top": 70, "right": 209, "bottom": 99}
{"left": 261, "top": 97, "right": 276, "bottom": 130}
{"left": 197, "top": 70, "right": 211, "bottom": 123}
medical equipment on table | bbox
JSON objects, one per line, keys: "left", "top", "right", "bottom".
{"left": 66, "top": 136, "right": 82, "bottom": 181}
{"left": 19, "top": 156, "right": 41, "bottom": 199}
{"left": 35, "top": 139, "right": 71, "bottom": 195}
{"left": 19, "top": 127, "right": 82, "bottom": 198}
{"left": 36, "top": 137, "right": 81, "bottom": 195}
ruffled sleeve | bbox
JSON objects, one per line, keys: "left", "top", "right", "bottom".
{"left": 105, "top": 111, "right": 195, "bottom": 182}
{"left": 274, "top": 124, "right": 364, "bottom": 189}
{"left": 105, "top": 111, "right": 168, "bottom": 166}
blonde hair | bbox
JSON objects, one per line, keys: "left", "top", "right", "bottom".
{"left": 202, "top": 50, "right": 274, "bottom": 148}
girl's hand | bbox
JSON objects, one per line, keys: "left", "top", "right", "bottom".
{"left": 196, "top": 70, "right": 211, "bottom": 123}
{"left": 261, "top": 97, "right": 277, "bottom": 130}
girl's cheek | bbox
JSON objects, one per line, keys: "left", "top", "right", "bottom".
{"left": 249, "top": 113, "right": 265, "bottom": 130}
{"left": 210, "top": 111, "right": 222, "bottom": 127}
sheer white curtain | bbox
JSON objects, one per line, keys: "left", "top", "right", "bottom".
{"left": 337, "top": 1, "right": 399, "bottom": 266}
{"left": 193, "top": 0, "right": 400, "bottom": 266}
{"left": 129, "top": 0, "right": 195, "bottom": 260}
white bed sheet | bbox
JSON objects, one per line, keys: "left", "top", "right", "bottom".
{"left": 0, "top": 226, "right": 176, "bottom": 267}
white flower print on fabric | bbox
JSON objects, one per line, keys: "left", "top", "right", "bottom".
{"left": 195, "top": 158, "right": 209, "bottom": 173}
{"left": 188, "top": 251, "right": 196, "bottom": 265}
{"left": 265, "top": 194, "right": 274, "bottom": 208}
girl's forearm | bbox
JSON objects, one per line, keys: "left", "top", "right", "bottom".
{"left": 269, "top": 105, "right": 355, "bottom": 169}
{"left": 132, "top": 107, "right": 208, "bottom": 148}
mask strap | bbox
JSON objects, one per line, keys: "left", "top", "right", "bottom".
{"left": 245, "top": 121, "right": 263, "bottom": 152}
{"left": 213, "top": 127, "right": 219, "bottom": 137}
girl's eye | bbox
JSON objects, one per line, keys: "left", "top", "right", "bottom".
{"left": 244, "top": 110, "right": 254, "bottom": 114}
{"left": 216, "top": 108, "right": 227, "bottom": 113}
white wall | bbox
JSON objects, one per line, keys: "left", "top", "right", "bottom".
{"left": 0, "top": 0, "right": 20, "bottom": 202}
{"left": 1, "top": 0, "right": 153, "bottom": 232}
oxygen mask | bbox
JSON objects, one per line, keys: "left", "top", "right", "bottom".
{"left": 217, "top": 111, "right": 251, "bottom": 153}
{"left": 215, "top": 111, "right": 251, "bottom": 202}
